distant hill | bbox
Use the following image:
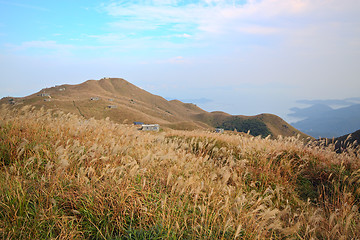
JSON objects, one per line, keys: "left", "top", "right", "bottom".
{"left": 290, "top": 104, "right": 360, "bottom": 138}
{"left": 0, "top": 78, "right": 308, "bottom": 139}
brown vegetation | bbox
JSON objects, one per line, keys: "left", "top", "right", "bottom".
{"left": 0, "top": 105, "right": 359, "bottom": 239}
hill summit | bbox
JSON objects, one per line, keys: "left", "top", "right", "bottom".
{"left": 1, "top": 77, "right": 308, "bottom": 138}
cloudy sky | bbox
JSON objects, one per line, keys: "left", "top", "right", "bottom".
{"left": 1, "top": 0, "right": 359, "bottom": 122}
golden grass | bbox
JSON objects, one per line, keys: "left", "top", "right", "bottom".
{"left": 0, "top": 105, "right": 359, "bottom": 239}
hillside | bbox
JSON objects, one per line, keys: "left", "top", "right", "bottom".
{"left": 1, "top": 78, "right": 209, "bottom": 130}
{"left": 0, "top": 78, "right": 308, "bottom": 138}
{"left": 1, "top": 106, "right": 359, "bottom": 239}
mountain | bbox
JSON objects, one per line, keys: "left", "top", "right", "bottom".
{"left": 0, "top": 78, "right": 308, "bottom": 138}
{"left": 291, "top": 104, "right": 360, "bottom": 138}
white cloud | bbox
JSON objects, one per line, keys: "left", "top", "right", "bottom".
{"left": 101, "top": 0, "right": 312, "bottom": 35}
{"left": 166, "top": 56, "right": 186, "bottom": 63}
{"left": 5, "top": 40, "right": 113, "bottom": 57}
{"left": 86, "top": 33, "right": 128, "bottom": 43}
{"left": 101, "top": 0, "right": 360, "bottom": 37}
{"left": 173, "top": 33, "right": 192, "bottom": 38}
{"left": 11, "top": 41, "right": 74, "bottom": 51}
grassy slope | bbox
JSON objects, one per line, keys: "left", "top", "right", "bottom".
{"left": 0, "top": 106, "right": 359, "bottom": 239}
{"left": 0, "top": 78, "right": 309, "bottom": 138}
{"left": 255, "top": 114, "right": 309, "bottom": 139}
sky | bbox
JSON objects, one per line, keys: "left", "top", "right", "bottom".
{"left": 0, "top": 0, "right": 360, "bottom": 122}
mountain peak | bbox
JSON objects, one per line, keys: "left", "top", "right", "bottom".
{"left": 0, "top": 78, "right": 308, "bottom": 138}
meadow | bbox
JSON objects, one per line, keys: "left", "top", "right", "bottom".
{"left": 0, "top": 105, "right": 360, "bottom": 239}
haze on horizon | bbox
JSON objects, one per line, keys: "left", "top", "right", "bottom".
{"left": 1, "top": 0, "right": 359, "bottom": 122}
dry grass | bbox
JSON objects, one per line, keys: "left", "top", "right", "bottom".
{"left": 0, "top": 105, "right": 359, "bottom": 239}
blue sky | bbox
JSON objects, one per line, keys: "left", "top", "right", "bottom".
{"left": 1, "top": 0, "right": 360, "bottom": 122}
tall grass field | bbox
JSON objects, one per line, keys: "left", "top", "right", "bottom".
{"left": 1, "top": 105, "right": 360, "bottom": 239}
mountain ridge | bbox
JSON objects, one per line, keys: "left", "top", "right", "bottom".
{"left": 1, "top": 78, "right": 309, "bottom": 138}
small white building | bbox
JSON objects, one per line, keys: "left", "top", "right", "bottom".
{"left": 215, "top": 128, "right": 224, "bottom": 133}
{"left": 141, "top": 124, "right": 160, "bottom": 132}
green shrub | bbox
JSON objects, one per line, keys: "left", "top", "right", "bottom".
{"left": 219, "top": 117, "right": 271, "bottom": 137}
